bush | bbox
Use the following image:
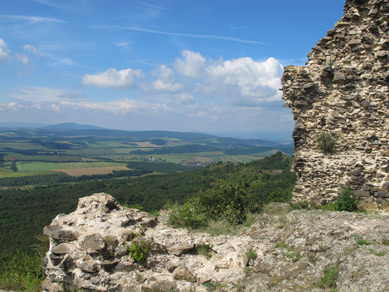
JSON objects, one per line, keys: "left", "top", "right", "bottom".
{"left": 318, "top": 133, "right": 336, "bottom": 154}
{"left": 334, "top": 188, "right": 359, "bottom": 212}
{"left": 168, "top": 201, "right": 208, "bottom": 229}
{"left": 169, "top": 181, "right": 253, "bottom": 229}
{"left": 196, "top": 181, "right": 250, "bottom": 224}
{"left": 266, "top": 190, "right": 292, "bottom": 204}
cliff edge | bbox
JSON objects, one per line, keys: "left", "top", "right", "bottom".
{"left": 281, "top": 0, "right": 388, "bottom": 208}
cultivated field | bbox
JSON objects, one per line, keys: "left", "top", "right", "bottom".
{"left": 16, "top": 161, "right": 128, "bottom": 172}
{"left": 53, "top": 166, "right": 130, "bottom": 176}
{"left": 0, "top": 128, "right": 293, "bottom": 179}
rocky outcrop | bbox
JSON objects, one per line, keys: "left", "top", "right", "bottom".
{"left": 281, "top": 0, "right": 389, "bottom": 207}
{"left": 42, "top": 193, "right": 389, "bottom": 291}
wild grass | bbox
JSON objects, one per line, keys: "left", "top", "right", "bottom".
{"left": 318, "top": 265, "right": 339, "bottom": 289}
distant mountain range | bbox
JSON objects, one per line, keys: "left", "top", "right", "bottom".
{"left": 0, "top": 122, "right": 292, "bottom": 145}
{"left": 40, "top": 122, "right": 105, "bottom": 130}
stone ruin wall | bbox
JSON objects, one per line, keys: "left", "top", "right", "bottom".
{"left": 281, "top": 0, "right": 388, "bottom": 208}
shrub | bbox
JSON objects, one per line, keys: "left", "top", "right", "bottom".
{"left": 196, "top": 181, "right": 250, "bottom": 224}
{"left": 291, "top": 200, "right": 310, "bottom": 210}
{"left": 334, "top": 188, "right": 358, "bottom": 212}
{"left": 168, "top": 201, "right": 208, "bottom": 229}
{"left": 318, "top": 133, "right": 336, "bottom": 154}
{"left": 266, "top": 190, "right": 292, "bottom": 204}
{"left": 169, "top": 181, "right": 252, "bottom": 229}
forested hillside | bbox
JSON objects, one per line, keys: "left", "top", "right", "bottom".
{"left": 0, "top": 152, "right": 295, "bottom": 290}
{"left": 0, "top": 152, "right": 294, "bottom": 252}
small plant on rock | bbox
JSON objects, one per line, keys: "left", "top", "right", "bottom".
{"left": 127, "top": 236, "right": 153, "bottom": 265}
{"left": 245, "top": 250, "right": 257, "bottom": 260}
{"left": 203, "top": 281, "right": 221, "bottom": 291}
{"left": 197, "top": 243, "right": 213, "bottom": 259}
{"left": 319, "top": 265, "right": 339, "bottom": 289}
{"left": 318, "top": 132, "right": 336, "bottom": 154}
{"left": 286, "top": 251, "right": 301, "bottom": 262}
{"left": 353, "top": 234, "right": 372, "bottom": 246}
{"left": 275, "top": 240, "right": 293, "bottom": 251}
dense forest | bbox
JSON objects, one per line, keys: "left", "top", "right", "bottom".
{"left": 0, "top": 152, "right": 296, "bottom": 290}
{"left": 0, "top": 152, "right": 295, "bottom": 252}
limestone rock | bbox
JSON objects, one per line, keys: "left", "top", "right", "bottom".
{"left": 281, "top": 0, "right": 389, "bottom": 209}
{"left": 172, "top": 265, "right": 195, "bottom": 282}
{"left": 42, "top": 194, "right": 389, "bottom": 292}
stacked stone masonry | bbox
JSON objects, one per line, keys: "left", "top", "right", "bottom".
{"left": 281, "top": 0, "right": 389, "bottom": 207}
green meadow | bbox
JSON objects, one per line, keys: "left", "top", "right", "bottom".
{"left": 16, "top": 161, "right": 127, "bottom": 172}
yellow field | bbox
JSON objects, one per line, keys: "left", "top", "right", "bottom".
{"left": 53, "top": 166, "right": 130, "bottom": 177}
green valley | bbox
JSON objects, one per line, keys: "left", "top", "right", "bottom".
{"left": 0, "top": 127, "right": 293, "bottom": 182}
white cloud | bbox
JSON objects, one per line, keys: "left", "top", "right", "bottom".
{"left": 48, "top": 57, "right": 75, "bottom": 66}
{"left": 149, "top": 65, "right": 182, "bottom": 92}
{"left": 173, "top": 50, "right": 206, "bottom": 78}
{"left": 0, "top": 102, "right": 41, "bottom": 111}
{"left": 2, "top": 50, "right": 290, "bottom": 133}
{"left": 202, "top": 57, "right": 283, "bottom": 104}
{"left": 116, "top": 41, "right": 133, "bottom": 49}
{"left": 23, "top": 44, "right": 45, "bottom": 57}
{"left": 97, "top": 25, "right": 263, "bottom": 45}
{"left": 82, "top": 68, "right": 144, "bottom": 89}
{"left": 16, "top": 54, "right": 29, "bottom": 64}
{"left": 53, "top": 99, "right": 171, "bottom": 116}
{"left": 0, "top": 38, "right": 9, "bottom": 62}
{"left": 172, "top": 93, "right": 194, "bottom": 105}
{"left": 11, "top": 87, "right": 85, "bottom": 102}
{"left": 138, "top": 51, "right": 283, "bottom": 108}
{"left": 0, "top": 14, "right": 64, "bottom": 23}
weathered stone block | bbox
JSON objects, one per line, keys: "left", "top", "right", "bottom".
{"left": 355, "top": 190, "right": 370, "bottom": 198}
{"left": 82, "top": 234, "right": 105, "bottom": 254}
{"left": 43, "top": 225, "right": 78, "bottom": 242}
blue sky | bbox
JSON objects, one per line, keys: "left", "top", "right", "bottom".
{"left": 0, "top": 0, "right": 345, "bottom": 138}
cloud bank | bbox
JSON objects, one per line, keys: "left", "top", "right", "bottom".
{"left": 82, "top": 68, "right": 144, "bottom": 89}
{"left": 81, "top": 50, "right": 283, "bottom": 105}
{"left": 5, "top": 50, "right": 290, "bottom": 133}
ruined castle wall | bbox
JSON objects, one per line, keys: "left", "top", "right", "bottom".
{"left": 281, "top": 0, "right": 389, "bottom": 207}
